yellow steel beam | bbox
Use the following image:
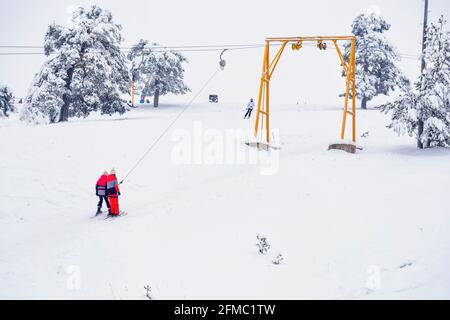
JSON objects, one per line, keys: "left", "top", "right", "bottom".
{"left": 266, "top": 36, "right": 355, "bottom": 42}
{"left": 265, "top": 42, "right": 271, "bottom": 144}
{"left": 266, "top": 42, "right": 284, "bottom": 76}
{"left": 341, "top": 59, "right": 352, "bottom": 140}
{"left": 268, "top": 41, "right": 288, "bottom": 80}
{"left": 254, "top": 43, "right": 269, "bottom": 138}
{"left": 350, "top": 38, "right": 357, "bottom": 143}
{"left": 333, "top": 40, "right": 348, "bottom": 75}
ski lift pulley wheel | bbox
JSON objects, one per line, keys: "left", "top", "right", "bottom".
{"left": 220, "top": 49, "right": 228, "bottom": 70}
{"left": 292, "top": 41, "right": 303, "bottom": 51}
{"left": 317, "top": 41, "right": 328, "bottom": 50}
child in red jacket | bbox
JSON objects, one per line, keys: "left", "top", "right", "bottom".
{"left": 106, "top": 169, "right": 121, "bottom": 217}
{"left": 96, "top": 171, "right": 110, "bottom": 215}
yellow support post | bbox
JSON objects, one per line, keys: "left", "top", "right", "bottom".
{"left": 341, "top": 65, "right": 352, "bottom": 140}
{"left": 265, "top": 42, "right": 271, "bottom": 144}
{"left": 254, "top": 43, "right": 270, "bottom": 138}
{"left": 350, "top": 38, "right": 357, "bottom": 143}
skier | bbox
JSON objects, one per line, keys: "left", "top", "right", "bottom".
{"left": 95, "top": 171, "right": 110, "bottom": 215}
{"left": 106, "top": 168, "right": 121, "bottom": 217}
{"left": 244, "top": 98, "right": 255, "bottom": 119}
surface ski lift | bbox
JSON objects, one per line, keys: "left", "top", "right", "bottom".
{"left": 247, "top": 35, "right": 358, "bottom": 154}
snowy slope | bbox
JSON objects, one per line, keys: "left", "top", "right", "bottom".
{"left": 1, "top": 103, "right": 449, "bottom": 299}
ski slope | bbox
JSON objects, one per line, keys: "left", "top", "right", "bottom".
{"left": 0, "top": 103, "right": 449, "bottom": 299}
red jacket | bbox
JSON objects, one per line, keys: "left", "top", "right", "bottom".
{"left": 96, "top": 174, "right": 108, "bottom": 196}
{"left": 106, "top": 174, "right": 120, "bottom": 197}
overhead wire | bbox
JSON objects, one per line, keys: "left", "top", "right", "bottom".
{"left": 0, "top": 42, "right": 421, "bottom": 59}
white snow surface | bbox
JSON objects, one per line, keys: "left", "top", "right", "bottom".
{"left": 1, "top": 103, "right": 449, "bottom": 300}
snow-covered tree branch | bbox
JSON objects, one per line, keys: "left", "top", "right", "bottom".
{"left": 379, "top": 16, "right": 450, "bottom": 148}
{"left": 128, "top": 40, "right": 190, "bottom": 108}
{"left": 344, "top": 13, "right": 408, "bottom": 109}
{"left": 0, "top": 84, "right": 15, "bottom": 118}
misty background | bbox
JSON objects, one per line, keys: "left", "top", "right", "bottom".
{"left": 0, "top": 0, "right": 449, "bottom": 106}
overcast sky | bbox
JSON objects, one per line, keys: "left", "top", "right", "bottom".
{"left": 1, "top": 0, "right": 449, "bottom": 105}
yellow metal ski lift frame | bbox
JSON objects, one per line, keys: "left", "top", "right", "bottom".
{"left": 254, "top": 36, "right": 357, "bottom": 145}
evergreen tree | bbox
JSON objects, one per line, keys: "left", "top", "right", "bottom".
{"left": 344, "top": 13, "right": 408, "bottom": 109}
{"left": 128, "top": 40, "right": 190, "bottom": 108}
{"left": 23, "top": 6, "right": 130, "bottom": 123}
{"left": 0, "top": 84, "right": 15, "bottom": 118}
{"left": 380, "top": 16, "right": 450, "bottom": 148}
{"left": 128, "top": 39, "right": 153, "bottom": 99}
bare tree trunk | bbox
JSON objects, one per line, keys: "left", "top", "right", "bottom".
{"left": 361, "top": 97, "right": 368, "bottom": 110}
{"left": 153, "top": 89, "right": 160, "bottom": 108}
{"left": 417, "top": 120, "right": 424, "bottom": 149}
{"left": 59, "top": 67, "right": 74, "bottom": 123}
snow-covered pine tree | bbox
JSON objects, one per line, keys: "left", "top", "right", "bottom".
{"left": 128, "top": 40, "right": 154, "bottom": 97}
{"left": 22, "top": 6, "right": 130, "bottom": 124}
{"left": 379, "top": 16, "right": 450, "bottom": 148}
{"left": 0, "top": 84, "right": 15, "bottom": 118}
{"left": 343, "top": 13, "right": 408, "bottom": 109}
{"left": 128, "top": 40, "right": 190, "bottom": 108}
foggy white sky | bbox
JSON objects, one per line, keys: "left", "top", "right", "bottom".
{"left": 0, "top": 0, "right": 449, "bottom": 105}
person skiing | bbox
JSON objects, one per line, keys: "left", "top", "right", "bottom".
{"left": 106, "top": 168, "right": 121, "bottom": 217}
{"left": 244, "top": 98, "right": 255, "bottom": 119}
{"left": 95, "top": 171, "right": 110, "bottom": 215}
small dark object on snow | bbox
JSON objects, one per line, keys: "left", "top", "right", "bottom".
{"left": 245, "top": 142, "right": 280, "bottom": 151}
{"left": 144, "top": 285, "right": 152, "bottom": 300}
{"left": 256, "top": 234, "right": 271, "bottom": 255}
{"left": 247, "top": 142, "right": 269, "bottom": 151}
{"left": 209, "top": 95, "right": 219, "bottom": 103}
{"left": 328, "top": 143, "right": 357, "bottom": 154}
{"left": 361, "top": 131, "right": 370, "bottom": 138}
{"left": 399, "top": 261, "right": 414, "bottom": 269}
{"left": 272, "top": 254, "right": 284, "bottom": 265}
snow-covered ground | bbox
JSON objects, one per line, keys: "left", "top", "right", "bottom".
{"left": 1, "top": 103, "right": 449, "bottom": 300}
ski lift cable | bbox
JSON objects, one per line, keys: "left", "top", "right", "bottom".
{"left": 0, "top": 45, "right": 267, "bottom": 56}
{"left": 0, "top": 40, "right": 422, "bottom": 58}
{"left": 0, "top": 43, "right": 267, "bottom": 49}
{"left": 0, "top": 42, "right": 421, "bottom": 59}
{"left": 120, "top": 66, "right": 223, "bottom": 185}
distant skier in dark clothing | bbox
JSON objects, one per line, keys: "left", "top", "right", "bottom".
{"left": 244, "top": 98, "right": 255, "bottom": 119}
{"left": 96, "top": 171, "right": 110, "bottom": 215}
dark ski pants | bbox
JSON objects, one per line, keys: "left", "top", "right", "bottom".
{"left": 98, "top": 196, "right": 110, "bottom": 209}
{"left": 244, "top": 109, "right": 253, "bottom": 119}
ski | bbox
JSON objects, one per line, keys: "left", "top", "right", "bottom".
{"left": 90, "top": 212, "right": 105, "bottom": 219}
{"left": 104, "top": 212, "right": 128, "bottom": 221}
